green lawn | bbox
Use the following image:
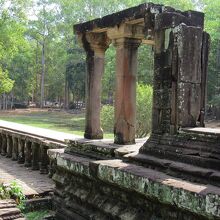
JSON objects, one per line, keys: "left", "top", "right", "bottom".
{"left": 0, "top": 110, "right": 113, "bottom": 138}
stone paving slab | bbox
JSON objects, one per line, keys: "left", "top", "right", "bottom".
{"left": 182, "top": 127, "right": 220, "bottom": 135}
{"left": 0, "top": 120, "right": 81, "bottom": 143}
{"left": 0, "top": 199, "right": 24, "bottom": 220}
{"left": 0, "top": 155, "right": 54, "bottom": 197}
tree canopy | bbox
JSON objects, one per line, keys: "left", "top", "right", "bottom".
{"left": 0, "top": 0, "right": 219, "bottom": 109}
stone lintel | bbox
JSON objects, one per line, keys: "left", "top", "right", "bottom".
{"left": 155, "top": 12, "right": 191, "bottom": 30}
{"left": 74, "top": 3, "right": 162, "bottom": 34}
{"left": 52, "top": 152, "right": 220, "bottom": 219}
{"left": 107, "top": 23, "right": 145, "bottom": 41}
{"left": 183, "top": 10, "right": 204, "bottom": 29}
{"left": 74, "top": 4, "right": 204, "bottom": 36}
{"left": 154, "top": 11, "right": 204, "bottom": 31}
{"left": 142, "top": 39, "right": 155, "bottom": 45}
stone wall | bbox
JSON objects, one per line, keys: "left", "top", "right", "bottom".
{"left": 50, "top": 151, "right": 219, "bottom": 220}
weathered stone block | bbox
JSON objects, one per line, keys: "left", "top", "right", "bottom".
{"left": 175, "top": 24, "right": 203, "bottom": 83}
{"left": 51, "top": 152, "right": 220, "bottom": 220}
{"left": 155, "top": 12, "right": 190, "bottom": 30}
{"left": 177, "top": 83, "right": 201, "bottom": 127}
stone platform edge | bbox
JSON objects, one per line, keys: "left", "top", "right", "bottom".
{"left": 48, "top": 149, "right": 220, "bottom": 219}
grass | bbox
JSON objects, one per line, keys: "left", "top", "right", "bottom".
{"left": 25, "top": 210, "right": 50, "bottom": 220}
{"left": 0, "top": 109, "right": 114, "bottom": 138}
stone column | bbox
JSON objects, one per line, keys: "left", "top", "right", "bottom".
{"left": 24, "top": 140, "right": 32, "bottom": 167}
{"left": 18, "top": 139, "right": 25, "bottom": 163}
{"left": 32, "top": 142, "right": 40, "bottom": 170}
{"left": 12, "top": 136, "right": 18, "bottom": 161}
{"left": 39, "top": 144, "right": 49, "bottom": 174}
{"left": 82, "top": 33, "right": 110, "bottom": 139}
{"left": 1, "top": 134, "right": 7, "bottom": 156}
{"left": 6, "top": 135, "right": 13, "bottom": 158}
{"left": 113, "top": 38, "right": 141, "bottom": 144}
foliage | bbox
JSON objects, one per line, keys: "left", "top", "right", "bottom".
{"left": 66, "top": 60, "right": 85, "bottom": 102}
{"left": 25, "top": 210, "right": 49, "bottom": 220}
{"left": 0, "top": 0, "right": 219, "bottom": 111}
{"left": 0, "top": 68, "right": 14, "bottom": 94}
{"left": 0, "top": 181, "right": 26, "bottom": 210}
{"left": 101, "top": 105, "right": 114, "bottom": 133}
{"left": 210, "top": 95, "right": 220, "bottom": 106}
{"left": 136, "top": 84, "right": 153, "bottom": 138}
{"left": 202, "top": 0, "right": 220, "bottom": 105}
{"left": 101, "top": 84, "right": 153, "bottom": 137}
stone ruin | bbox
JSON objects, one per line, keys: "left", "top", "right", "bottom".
{"left": 48, "top": 3, "right": 220, "bottom": 220}
{"left": 74, "top": 2, "right": 209, "bottom": 145}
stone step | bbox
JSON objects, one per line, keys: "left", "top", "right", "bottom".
{"left": 182, "top": 127, "right": 220, "bottom": 137}
{"left": 0, "top": 199, "right": 24, "bottom": 220}
{"left": 52, "top": 152, "right": 220, "bottom": 219}
{"left": 142, "top": 143, "right": 220, "bottom": 170}
{"left": 24, "top": 196, "right": 53, "bottom": 213}
{"left": 64, "top": 138, "right": 145, "bottom": 159}
{"left": 124, "top": 153, "right": 220, "bottom": 187}
{"left": 147, "top": 133, "right": 220, "bottom": 154}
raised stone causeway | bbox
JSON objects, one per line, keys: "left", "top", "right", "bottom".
{"left": 0, "top": 120, "right": 75, "bottom": 197}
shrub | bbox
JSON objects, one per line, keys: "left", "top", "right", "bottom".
{"left": 210, "top": 94, "right": 220, "bottom": 106}
{"left": 101, "top": 104, "right": 114, "bottom": 133}
{"left": 0, "top": 181, "right": 26, "bottom": 210}
{"left": 136, "top": 84, "right": 153, "bottom": 138}
{"left": 100, "top": 83, "right": 153, "bottom": 138}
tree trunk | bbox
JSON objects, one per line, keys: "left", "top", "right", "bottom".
{"left": 11, "top": 93, "right": 14, "bottom": 110}
{"left": 64, "top": 77, "right": 69, "bottom": 109}
{"left": 40, "top": 41, "right": 45, "bottom": 108}
{"left": 6, "top": 94, "right": 8, "bottom": 110}
{"left": 0, "top": 95, "right": 2, "bottom": 110}
{"left": 3, "top": 93, "right": 6, "bottom": 110}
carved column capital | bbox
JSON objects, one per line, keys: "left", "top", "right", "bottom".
{"left": 86, "top": 32, "right": 111, "bottom": 53}
{"left": 77, "top": 32, "right": 111, "bottom": 57}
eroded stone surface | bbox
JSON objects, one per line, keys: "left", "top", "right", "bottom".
{"left": 51, "top": 152, "right": 220, "bottom": 219}
{"left": 0, "top": 199, "right": 24, "bottom": 220}
{"left": 0, "top": 155, "right": 54, "bottom": 197}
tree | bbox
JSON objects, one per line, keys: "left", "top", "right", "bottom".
{"left": 201, "top": 0, "right": 220, "bottom": 104}
{"left": 28, "top": 0, "right": 59, "bottom": 107}
{"left": 2, "top": 0, "right": 220, "bottom": 115}
{"left": 0, "top": 68, "right": 14, "bottom": 109}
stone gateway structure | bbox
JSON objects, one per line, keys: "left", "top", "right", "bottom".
{"left": 74, "top": 3, "right": 209, "bottom": 145}
{"left": 49, "top": 3, "right": 220, "bottom": 220}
